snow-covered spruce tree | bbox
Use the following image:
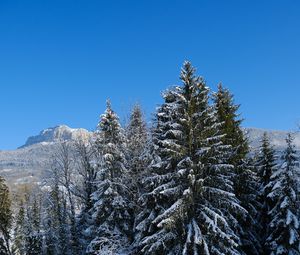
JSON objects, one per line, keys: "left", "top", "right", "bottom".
{"left": 13, "top": 200, "right": 26, "bottom": 255}
{"left": 256, "top": 132, "right": 277, "bottom": 252}
{"left": 0, "top": 176, "right": 12, "bottom": 255}
{"left": 43, "top": 174, "right": 69, "bottom": 255}
{"left": 266, "top": 133, "right": 300, "bottom": 254}
{"left": 24, "top": 196, "right": 43, "bottom": 255}
{"left": 213, "top": 84, "right": 261, "bottom": 254}
{"left": 86, "top": 100, "right": 133, "bottom": 254}
{"left": 132, "top": 84, "right": 184, "bottom": 254}
{"left": 126, "top": 104, "right": 148, "bottom": 179}
{"left": 126, "top": 105, "right": 149, "bottom": 214}
{"left": 134, "top": 61, "right": 246, "bottom": 254}
{"left": 234, "top": 158, "right": 262, "bottom": 255}
{"left": 212, "top": 83, "right": 248, "bottom": 165}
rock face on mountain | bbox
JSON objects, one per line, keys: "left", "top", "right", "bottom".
{"left": 20, "top": 125, "right": 91, "bottom": 148}
{"left": 0, "top": 125, "right": 299, "bottom": 189}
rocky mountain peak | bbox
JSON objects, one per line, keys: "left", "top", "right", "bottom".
{"left": 20, "top": 125, "right": 91, "bottom": 148}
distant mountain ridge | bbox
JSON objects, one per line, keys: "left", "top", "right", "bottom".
{"left": 245, "top": 127, "right": 300, "bottom": 150}
{"left": 20, "top": 125, "right": 91, "bottom": 148}
{"left": 1, "top": 125, "right": 300, "bottom": 189}
{"left": 20, "top": 125, "right": 300, "bottom": 150}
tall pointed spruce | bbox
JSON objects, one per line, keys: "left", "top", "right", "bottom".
{"left": 13, "top": 200, "right": 26, "bottom": 255}
{"left": 126, "top": 104, "right": 149, "bottom": 212}
{"left": 134, "top": 61, "right": 246, "bottom": 254}
{"left": 87, "top": 100, "right": 133, "bottom": 254}
{"left": 213, "top": 83, "right": 248, "bottom": 165}
{"left": 266, "top": 134, "right": 300, "bottom": 254}
{"left": 43, "top": 173, "right": 69, "bottom": 255}
{"left": 256, "top": 132, "right": 277, "bottom": 252}
{"left": 213, "top": 84, "right": 261, "bottom": 254}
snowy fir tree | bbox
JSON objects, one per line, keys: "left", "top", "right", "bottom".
{"left": 43, "top": 175, "right": 69, "bottom": 255}
{"left": 213, "top": 83, "right": 248, "bottom": 165}
{"left": 13, "top": 201, "right": 26, "bottom": 255}
{"left": 256, "top": 132, "right": 277, "bottom": 252}
{"left": 234, "top": 159, "right": 262, "bottom": 255}
{"left": 126, "top": 104, "right": 149, "bottom": 215}
{"left": 23, "top": 196, "right": 43, "bottom": 255}
{"left": 266, "top": 134, "right": 300, "bottom": 254}
{"left": 126, "top": 104, "right": 148, "bottom": 171}
{"left": 213, "top": 83, "right": 261, "bottom": 254}
{"left": 134, "top": 61, "right": 246, "bottom": 254}
{"left": 86, "top": 100, "right": 134, "bottom": 254}
{"left": 0, "top": 176, "right": 12, "bottom": 255}
{"left": 133, "top": 84, "right": 185, "bottom": 254}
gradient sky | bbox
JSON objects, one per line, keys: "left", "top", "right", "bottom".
{"left": 0, "top": 0, "right": 299, "bottom": 150}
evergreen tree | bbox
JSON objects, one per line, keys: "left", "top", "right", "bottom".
{"left": 256, "top": 132, "right": 277, "bottom": 252}
{"left": 87, "top": 100, "right": 133, "bottom": 254}
{"left": 0, "top": 176, "right": 12, "bottom": 255}
{"left": 234, "top": 159, "right": 262, "bottom": 254}
{"left": 134, "top": 61, "right": 245, "bottom": 254}
{"left": 43, "top": 177, "right": 69, "bottom": 255}
{"left": 126, "top": 105, "right": 149, "bottom": 220}
{"left": 266, "top": 134, "right": 300, "bottom": 254}
{"left": 213, "top": 83, "right": 248, "bottom": 165}
{"left": 24, "top": 196, "right": 43, "bottom": 255}
{"left": 126, "top": 104, "right": 148, "bottom": 173}
{"left": 213, "top": 84, "right": 261, "bottom": 254}
{"left": 13, "top": 201, "right": 26, "bottom": 255}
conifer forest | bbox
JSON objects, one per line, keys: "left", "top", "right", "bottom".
{"left": 1, "top": 62, "right": 300, "bottom": 255}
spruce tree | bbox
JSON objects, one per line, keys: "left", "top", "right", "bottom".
{"left": 126, "top": 105, "right": 149, "bottom": 220}
{"left": 213, "top": 84, "right": 261, "bottom": 254}
{"left": 43, "top": 177, "right": 69, "bottom": 255}
{"left": 234, "top": 159, "right": 262, "bottom": 254}
{"left": 134, "top": 61, "right": 245, "bottom": 254}
{"left": 266, "top": 134, "right": 300, "bottom": 254}
{"left": 13, "top": 200, "right": 26, "bottom": 255}
{"left": 24, "top": 196, "right": 43, "bottom": 255}
{"left": 213, "top": 83, "right": 248, "bottom": 165}
{"left": 87, "top": 100, "right": 133, "bottom": 254}
{"left": 256, "top": 132, "right": 277, "bottom": 252}
{"left": 0, "top": 176, "right": 12, "bottom": 255}
{"left": 126, "top": 104, "right": 148, "bottom": 180}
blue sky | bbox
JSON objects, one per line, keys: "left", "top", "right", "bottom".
{"left": 0, "top": 0, "right": 299, "bottom": 149}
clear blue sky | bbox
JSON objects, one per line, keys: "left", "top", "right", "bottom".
{"left": 0, "top": 0, "right": 299, "bottom": 150}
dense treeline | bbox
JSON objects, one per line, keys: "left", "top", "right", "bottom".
{"left": 1, "top": 61, "right": 300, "bottom": 254}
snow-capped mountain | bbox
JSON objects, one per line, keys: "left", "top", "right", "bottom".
{"left": 20, "top": 125, "right": 91, "bottom": 148}
{"left": 0, "top": 125, "right": 299, "bottom": 189}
